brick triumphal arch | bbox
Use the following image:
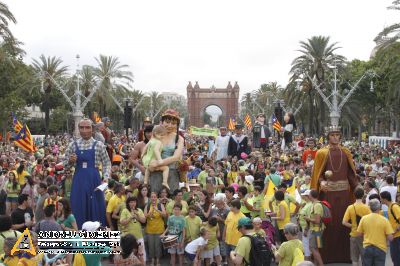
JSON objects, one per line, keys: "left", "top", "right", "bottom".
{"left": 186, "top": 81, "right": 240, "bottom": 127}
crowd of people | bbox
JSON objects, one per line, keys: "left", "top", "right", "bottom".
{"left": 0, "top": 110, "right": 399, "bottom": 266}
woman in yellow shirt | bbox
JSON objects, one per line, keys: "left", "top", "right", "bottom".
{"left": 267, "top": 190, "right": 290, "bottom": 243}
{"left": 120, "top": 196, "right": 147, "bottom": 262}
{"left": 144, "top": 192, "right": 167, "bottom": 266}
{"left": 227, "top": 164, "right": 238, "bottom": 186}
{"left": 5, "top": 171, "right": 20, "bottom": 214}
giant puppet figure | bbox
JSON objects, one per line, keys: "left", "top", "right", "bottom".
{"left": 281, "top": 112, "right": 296, "bottom": 150}
{"left": 228, "top": 124, "right": 249, "bottom": 159}
{"left": 311, "top": 126, "right": 359, "bottom": 263}
{"left": 150, "top": 109, "right": 184, "bottom": 193}
{"left": 100, "top": 117, "right": 115, "bottom": 161}
{"left": 137, "top": 117, "right": 152, "bottom": 142}
{"left": 252, "top": 113, "right": 271, "bottom": 151}
{"left": 64, "top": 118, "right": 111, "bottom": 229}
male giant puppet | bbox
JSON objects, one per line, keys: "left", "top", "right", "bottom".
{"left": 252, "top": 113, "right": 271, "bottom": 151}
{"left": 311, "top": 126, "right": 359, "bottom": 263}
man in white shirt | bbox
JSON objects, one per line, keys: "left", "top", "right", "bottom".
{"left": 380, "top": 176, "right": 398, "bottom": 215}
{"left": 214, "top": 127, "right": 230, "bottom": 161}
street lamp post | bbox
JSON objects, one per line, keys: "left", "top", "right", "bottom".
{"left": 40, "top": 55, "right": 100, "bottom": 138}
{"left": 297, "top": 67, "right": 376, "bottom": 127}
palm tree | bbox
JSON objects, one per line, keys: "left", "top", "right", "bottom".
{"left": 240, "top": 92, "right": 255, "bottom": 120}
{"left": 147, "top": 91, "right": 165, "bottom": 122}
{"left": 374, "top": 1, "right": 400, "bottom": 50}
{"left": 93, "top": 55, "right": 133, "bottom": 116}
{"left": 128, "top": 89, "right": 145, "bottom": 130}
{"left": 32, "top": 55, "right": 69, "bottom": 136}
{"left": 255, "top": 82, "right": 283, "bottom": 113}
{"left": 78, "top": 65, "right": 98, "bottom": 116}
{"left": 290, "top": 36, "right": 346, "bottom": 134}
{"left": 0, "top": 2, "right": 16, "bottom": 42}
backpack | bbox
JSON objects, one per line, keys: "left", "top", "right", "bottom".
{"left": 291, "top": 247, "right": 304, "bottom": 266}
{"left": 243, "top": 234, "right": 273, "bottom": 266}
{"left": 390, "top": 203, "right": 400, "bottom": 224}
{"left": 319, "top": 201, "right": 332, "bottom": 225}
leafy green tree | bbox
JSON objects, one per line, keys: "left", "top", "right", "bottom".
{"left": 0, "top": 2, "right": 16, "bottom": 42}
{"left": 372, "top": 42, "right": 400, "bottom": 137}
{"left": 93, "top": 55, "right": 133, "bottom": 116}
{"left": 31, "top": 55, "right": 69, "bottom": 136}
{"left": 289, "top": 36, "right": 346, "bottom": 134}
{"left": 374, "top": 0, "right": 400, "bottom": 50}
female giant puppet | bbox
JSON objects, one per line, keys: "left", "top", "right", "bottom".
{"left": 311, "top": 126, "right": 359, "bottom": 263}
{"left": 149, "top": 109, "right": 184, "bottom": 193}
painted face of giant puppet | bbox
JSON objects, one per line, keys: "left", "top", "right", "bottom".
{"left": 284, "top": 113, "right": 290, "bottom": 124}
{"left": 256, "top": 115, "right": 265, "bottom": 124}
{"left": 162, "top": 117, "right": 179, "bottom": 133}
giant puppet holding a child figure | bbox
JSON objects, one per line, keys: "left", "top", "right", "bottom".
{"left": 146, "top": 109, "right": 185, "bottom": 193}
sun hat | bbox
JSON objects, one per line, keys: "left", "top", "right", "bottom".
{"left": 82, "top": 221, "right": 101, "bottom": 232}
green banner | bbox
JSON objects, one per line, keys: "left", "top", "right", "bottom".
{"left": 189, "top": 126, "right": 218, "bottom": 137}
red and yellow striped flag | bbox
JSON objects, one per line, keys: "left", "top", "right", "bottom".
{"left": 93, "top": 112, "right": 101, "bottom": 123}
{"left": 228, "top": 117, "right": 236, "bottom": 131}
{"left": 244, "top": 114, "right": 252, "bottom": 129}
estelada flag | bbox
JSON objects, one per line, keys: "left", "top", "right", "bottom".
{"left": 12, "top": 113, "right": 37, "bottom": 153}
{"left": 272, "top": 113, "right": 282, "bottom": 132}
{"left": 244, "top": 114, "right": 252, "bottom": 129}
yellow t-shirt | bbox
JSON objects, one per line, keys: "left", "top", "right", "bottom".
{"left": 309, "top": 202, "right": 324, "bottom": 232}
{"left": 357, "top": 213, "right": 394, "bottom": 252}
{"left": 145, "top": 204, "right": 165, "bottom": 234}
{"left": 106, "top": 194, "right": 126, "bottom": 213}
{"left": 388, "top": 203, "right": 400, "bottom": 239}
{"left": 105, "top": 189, "right": 114, "bottom": 202}
{"left": 277, "top": 239, "right": 304, "bottom": 266}
{"left": 254, "top": 228, "right": 266, "bottom": 238}
{"left": 227, "top": 171, "right": 238, "bottom": 185}
{"left": 166, "top": 200, "right": 189, "bottom": 216}
{"left": 17, "top": 170, "right": 29, "bottom": 186}
{"left": 276, "top": 201, "right": 290, "bottom": 230}
{"left": 225, "top": 211, "right": 245, "bottom": 246}
{"left": 119, "top": 208, "right": 144, "bottom": 239}
{"left": 205, "top": 224, "right": 219, "bottom": 250}
{"left": 3, "top": 255, "right": 19, "bottom": 266}
{"left": 185, "top": 216, "right": 202, "bottom": 242}
{"left": 343, "top": 202, "right": 371, "bottom": 237}
{"left": 235, "top": 234, "right": 252, "bottom": 266}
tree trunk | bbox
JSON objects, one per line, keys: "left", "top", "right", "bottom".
{"left": 319, "top": 95, "right": 326, "bottom": 132}
{"left": 308, "top": 91, "right": 313, "bottom": 136}
{"left": 44, "top": 92, "right": 50, "bottom": 137}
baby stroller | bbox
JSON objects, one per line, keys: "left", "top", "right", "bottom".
{"left": 261, "top": 217, "right": 277, "bottom": 247}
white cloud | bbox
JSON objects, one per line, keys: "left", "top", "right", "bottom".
{"left": 4, "top": 0, "right": 397, "bottom": 97}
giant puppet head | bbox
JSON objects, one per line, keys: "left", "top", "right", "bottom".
{"left": 325, "top": 125, "right": 342, "bottom": 146}
{"left": 256, "top": 113, "right": 266, "bottom": 125}
{"left": 161, "top": 109, "right": 180, "bottom": 134}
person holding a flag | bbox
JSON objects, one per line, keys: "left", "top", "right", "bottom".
{"left": 64, "top": 118, "right": 111, "bottom": 229}
{"left": 252, "top": 113, "right": 271, "bottom": 152}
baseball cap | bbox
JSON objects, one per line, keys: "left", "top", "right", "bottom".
{"left": 237, "top": 217, "right": 252, "bottom": 229}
